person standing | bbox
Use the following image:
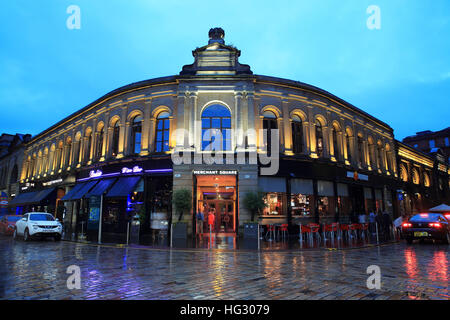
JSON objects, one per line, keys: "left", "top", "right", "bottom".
{"left": 369, "top": 211, "right": 376, "bottom": 235}
{"left": 196, "top": 209, "right": 204, "bottom": 239}
{"left": 207, "top": 209, "right": 215, "bottom": 233}
{"left": 393, "top": 215, "right": 403, "bottom": 240}
{"left": 382, "top": 211, "right": 392, "bottom": 241}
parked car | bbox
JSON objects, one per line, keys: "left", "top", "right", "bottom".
{"left": 402, "top": 213, "right": 450, "bottom": 244}
{"left": 13, "top": 212, "right": 62, "bottom": 241}
{"left": 0, "top": 215, "right": 23, "bottom": 235}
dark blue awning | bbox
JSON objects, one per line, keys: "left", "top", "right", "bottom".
{"left": 106, "top": 177, "right": 141, "bottom": 198}
{"left": 61, "top": 183, "right": 86, "bottom": 201}
{"left": 85, "top": 178, "right": 117, "bottom": 198}
{"left": 8, "top": 188, "right": 55, "bottom": 206}
{"left": 9, "top": 191, "right": 38, "bottom": 206}
{"left": 70, "top": 180, "right": 98, "bottom": 200}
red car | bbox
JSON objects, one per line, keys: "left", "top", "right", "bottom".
{"left": 0, "top": 215, "right": 23, "bottom": 235}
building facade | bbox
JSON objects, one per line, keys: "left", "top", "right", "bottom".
{"left": 403, "top": 127, "right": 450, "bottom": 163}
{"left": 0, "top": 133, "right": 31, "bottom": 215}
{"left": 7, "top": 29, "right": 450, "bottom": 242}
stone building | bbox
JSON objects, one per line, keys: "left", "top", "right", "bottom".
{"left": 402, "top": 127, "right": 450, "bottom": 163}
{"left": 0, "top": 133, "right": 31, "bottom": 215}
{"left": 7, "top": 29, "right": 449, "bottom": 242}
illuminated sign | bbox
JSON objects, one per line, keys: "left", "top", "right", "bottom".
{"left": 43, "top": 178, "right": 63, "bottom": 186}
{"left": 122, "top": 166, "right": 143, "bottom": 174}
{"left": 347, "top": 171, "right": 369, "bottom": 181}
{"left": 89, "top": 170, "right": 103, "bottom": 178}
{"left": 193, "top": 170, "right": 238, "bottom": 175}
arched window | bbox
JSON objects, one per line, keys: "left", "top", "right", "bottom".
{"left": 423, "top": 172, "right": 430, "bottom": 187}
{"left": 332, "top": 125, "right": 339, "bottom": 160}
{"left": 377, "top": 144, "right": 383, "bottom": 170}
{"left": 202, "top": 105, "right": 231, "bottom": 151}
{"left": 85, "top": 131, "right": 92, "bottom": 163}
{"left": 155, "top": 112, "right": 170, "bottom": 152}
{"left": 400, "top": 164, "right": 408, "bottom": 182}
{"left": 131, "top": 115, "right": 143, "bottom": 155}
{"left": 112, "top": 121, "right": 120, "bottom": 157}
{"left": 291, "top": 115, "right": 303, "bottom": 154}
{"left": 385, "top": 145, "right": 391, "bottom": 172}
{"left": 345, "top": 132, "right": 352, "bottom": 163}
{"left": 96, "top": 126, "right": 104, "bottom": 160}
{"left": 412, "top": 168, "right": 420, "bottom": 185}
{"left": 315, "top": 119, "right": 323, "bottom": 157}
{"left": 357, "top": 136, "right": 364, "bottom": 167}
{"left": 73, "top": 135, "right": 81, "bottom": 165}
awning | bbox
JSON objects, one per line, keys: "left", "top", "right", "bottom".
{"left": 9, "top": 191, "right": 38, "bottom": 206}
{"left": 85, "top": 178, "right": 117, "bottom": 197}
{"left": 8, "top": 188, "right": 55, "bottom": 206}
{"left": 61, "top": 183, "right": 86, "bottom": 201}
{"left": 70, "top": 180, "right": 98, "bottom": 200}
{"left": 106, "top": 177, "right": 142, "bottom": 198}
{"left": 429, "top": 204, "right": 450, "bottom": 212}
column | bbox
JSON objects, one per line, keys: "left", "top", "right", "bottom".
{"left": 140, "top": 98, "right": 152, "bottom": 155}
{"left": 235, "top": 92, "right": 244, "bottom": 151}
{"left": 246, "top": 92, "right": 256, "bottom": 150}
{"left": 117, "top": 105, "right": 128, "bottom": 158}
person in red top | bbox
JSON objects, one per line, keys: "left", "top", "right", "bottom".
{"left": 207, "top": 210, "right": 215, "bottom": 232}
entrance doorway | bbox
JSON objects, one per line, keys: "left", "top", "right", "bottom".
{"left": 195, "top": 175, "right": 237, "bottom": 234}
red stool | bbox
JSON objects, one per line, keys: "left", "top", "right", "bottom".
{"left": 265, "top": 225, "right": 276, "bottom": 241}
{"left": 280, "top": 224, "right": 288, "bottom": 240}
{"left": 308, "top": 223, "right": 321, "bottom": 243}
{"left": 299, "top": 224, "right": 311, "bottom": 242}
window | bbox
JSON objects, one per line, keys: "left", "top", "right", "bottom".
{"left": 315, "top": 120, "right": 323, "bottom": 157}
{"left": 291, "top": 115, "right": 303, "bottom": 154}
{"left": 155, "top": 111, "right": 170, "bottom": 152}
{"left": 357, "top": 136, "right": 364, "bottom": 167}
{"left": 332, "top": 126, "right": 339, "bottom": 159}
{"left": 202, "top": 105, "right": 231, "bottom": 151}
{"left": 112, "top": 121, "right": 120, "bottom": 157}
{"left": 131, "top": 115, "right": 143, "bottom": 154}
{"left": 85, "top": 132, "right": 92, "bottom": 163}
{"left": 377, "top": 145, "right": 383, "bottom": 169}
{"left": 429, "top": 139, "right": 435, "bottom": 148}
{"left": 445, "top": 137, "right": 450, "bottom": 147}
{"left": 346, "top": 133, "right": 352, "bottom": 162}
{"left": 262, "top": 192, "right": 286, "bottom": 216}
{"left": 96, "top": 127, "right": 104, "bottom": 160}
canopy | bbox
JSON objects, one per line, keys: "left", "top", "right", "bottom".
{"left": 428, "top": 204, "right": 450, "bottom": 212}
{"left": 85, "top": 178, "right": 117, "bottom": 197}
{"left": 61, "top": 183, "right": 86, "bottom": 201}
{"left": 8, "top": 188, "right": 55, "bottom": 206}
{"left": 106, "top": 177, "right": 142, "bottom": 198}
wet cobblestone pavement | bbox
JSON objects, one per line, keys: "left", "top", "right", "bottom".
{"left": 0, "top": 235, "right": 448, "bottom": 300}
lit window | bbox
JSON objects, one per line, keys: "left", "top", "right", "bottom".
{"left": 155, "top": 112, "right": 170, "bottom": 152}
{"left": 445, "top": 137, "right": 449, "bottom": 147}
{"left": 291, "top": 115, "right": 303, "bottom": 154}
{"left": 131, "top": 115, "right": 143, "bottom": 155}
{"left": 202, "top": 105, "right": 231, "bottom": 151}
{"left": 429, "top": 139, "right": 435, "bottom": 148}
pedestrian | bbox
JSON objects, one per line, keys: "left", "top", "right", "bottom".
{"left": 223, "top": 210, "right": 231, "bottom": 232}
{"left": 358, "top": 212, "right": 367, "bottom": 224}
{"left": 207, "top": 209, "right": 215, "bottom": 233}
{"left": 196, "top": 209, "right": 204, "bottom": 239}
{"left": 393, "top": 215, "right": 403, "bottom": 239}
{"left": 369, "top": 210, "right": 376, "bottom": 235}
{"left": 382, "top": 211, "right": 392, "bottom": 241}
{"left": 375, "top": 211, "right": 383, "bottom": 239}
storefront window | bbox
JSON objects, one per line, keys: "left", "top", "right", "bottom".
{"left": 291, "top": 193, "right": 314, "bottom": 217}
{"left": 317, "top": 180, "right": 335, "bottom": 217}
{"left": 262, "top": 192, "right": 285, "bottom": 216}
{"left": 364, "top": 187, "right": 374, "bottom": 214}
{"left": 337, "top": 183, "right": 351, "bottom": 220}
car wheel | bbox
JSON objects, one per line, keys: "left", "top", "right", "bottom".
{"left": 406, "top": 238, "right": 413, "bottom": 244}
{"left": 54, "top": 234, "right": 61, "bottom": 241}
{"left": 13, "top": 228, "right": 18, "bottom": 240}
{"left": 23, "top": 229, "right": 30, "bottom": 242}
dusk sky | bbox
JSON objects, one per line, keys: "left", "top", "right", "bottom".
{"left": 1, "top": 0, "right": 449, "bottom": 141}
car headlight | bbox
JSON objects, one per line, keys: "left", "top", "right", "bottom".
{"left": 32, "top": 225, "right": 39, "bottom": 229}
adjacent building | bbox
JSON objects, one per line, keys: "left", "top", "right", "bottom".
{"left": 6, "top": 28, "right": 450, "bottom": 242}
{"left": 403, "top": 127, "right": 450, "bottom": 163}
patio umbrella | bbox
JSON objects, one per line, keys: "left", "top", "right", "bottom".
{"left": 428, "top": 204, "right": 450, "bottom": 212}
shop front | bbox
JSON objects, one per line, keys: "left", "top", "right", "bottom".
{"left": 193, "top": 170, "right": 238, "bottom": 235}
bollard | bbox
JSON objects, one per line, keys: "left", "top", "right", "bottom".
{"left": 375, "top": 223, "right": 379, "bottom": 244}
{"left": 170, "top": 223, "right": 173, "bottom": 248}
{"left": 299, "top": 224, "right": 302, "bottom": 243}
{"left": 126, "top": 222, "right": 130, "bottom": 246}
{"left": 257, "top": 224, "right": 260, "bottom": 250}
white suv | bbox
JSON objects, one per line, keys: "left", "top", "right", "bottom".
{"left": 14, "top": 212, "right": 62, "bottom": 241}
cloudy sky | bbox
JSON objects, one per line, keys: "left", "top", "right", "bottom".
{"left": 1, "top": 0, "right": 449, "bottom": 140}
